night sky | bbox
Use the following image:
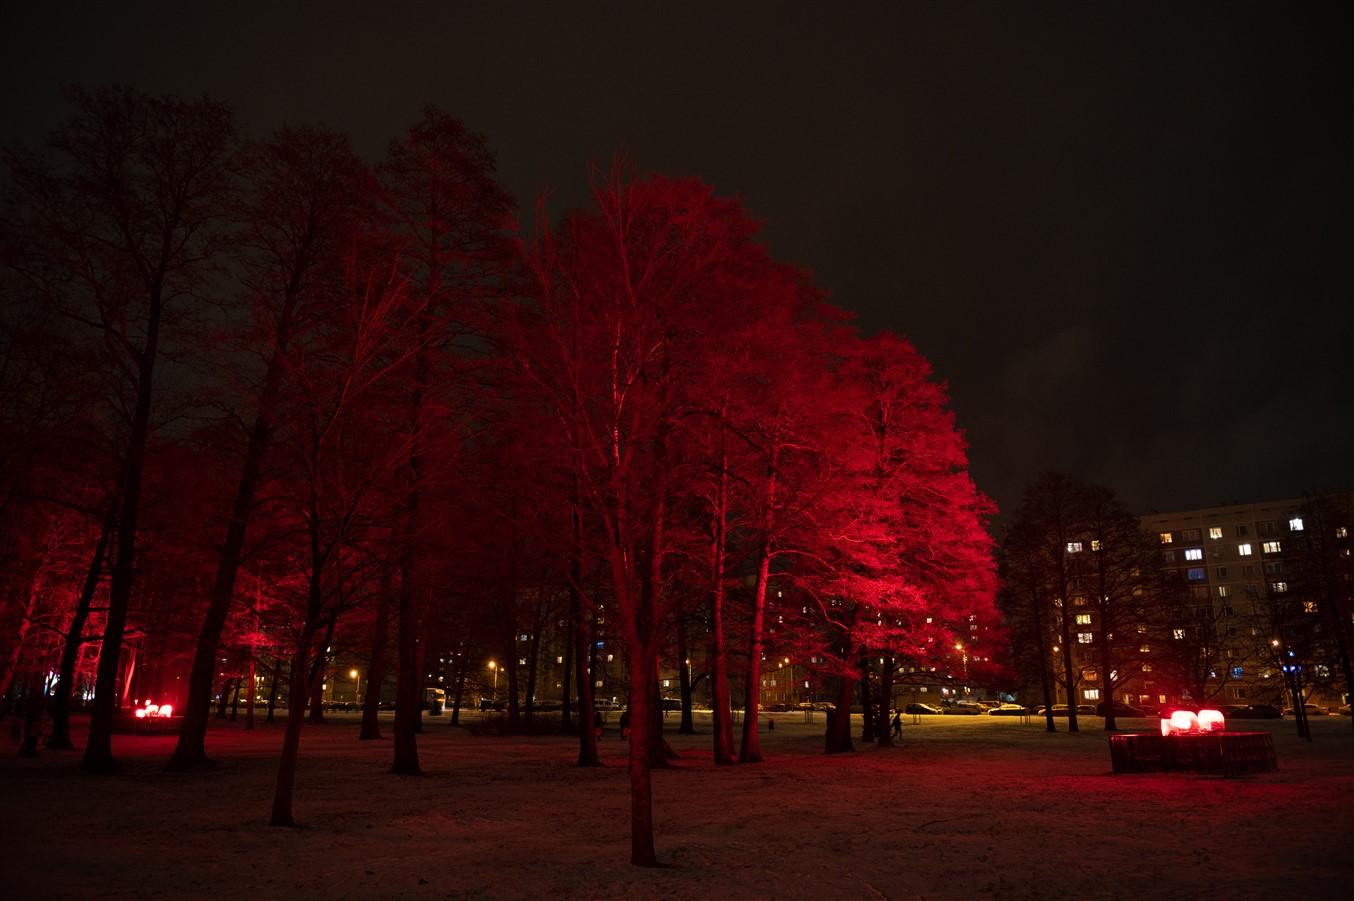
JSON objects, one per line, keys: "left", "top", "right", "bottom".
{"left": 3, "top": 3, "right": 1349, "bottom": 519}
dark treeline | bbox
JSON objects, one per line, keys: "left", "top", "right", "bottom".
{"left": 0, "top": 87, "right": 1000, "bottom": 863}
{"left": 998, "top": 474, "right": 1354, "bottom": 740}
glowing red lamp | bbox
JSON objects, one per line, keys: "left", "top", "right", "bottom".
{"left": 157, "top": 703, "right": 173, "bottom": 718}
{"left": 134, "top": 708, "right": 148, "bottom": 719}
{"left": 1198, "top": 708, "right": 1225, "bottom": 732}
{"left": 1159, "top": 708, "right": 1226, "bottom": 736}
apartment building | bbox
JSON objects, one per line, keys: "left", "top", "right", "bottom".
{"left": 1139, "top": 495, "right": 1352, "bottom": 710}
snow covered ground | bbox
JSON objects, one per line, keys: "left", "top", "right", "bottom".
{"left": 3, "top": 711, "right": 1351, "bottom": 899}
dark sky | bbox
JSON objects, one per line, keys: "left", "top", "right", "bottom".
{"left": 3, "top": 2, "right": 1350, "bottom": 518}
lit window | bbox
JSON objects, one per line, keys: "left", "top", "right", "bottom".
{"left": 1289, "top": 517, "right": 1303, "bottom": 531}
{"left": 1270, "top": 581, "right": 1288, "bottom": 593}
{"left": 1066, "top": 541, "right": 1083, "bottom": 554}
{"left": 1160, "top": 532, "right": 1173, "bottom": 544}
{"left": 1217, "top": 585, "right": 1230, "bottom": 598}
{"left": 1077, "top": 632, "right": 1093, "bottom": 644}
{"left": 1262, "top": 541, "right": 1282, "bottom": 554}
{"left": 1303, "top": 600, "right": 1318, "bottom": 613}
{"left": 1091, "top": 540, "right": 1102, "bottom": 551}
{"left": 1337, "top": 526, "right": 1349, "bottom": 539}
{"left": 1075, "top": 613, "right": 1092, "bottom": 625}
{"left": 1209, "top": 527, "right": 1223, "bottom": 539}
{"left": 518, "top": 658, "right": 526, "bottom": 666}
{"left": 1238, "top": 543, "right": 1253, "bottom": 556}
{"left": 1083, "top": 689, "right": 1100, "bottom": 700}
{"left": 1187, "top": 567, "right": 1206, "bottom": 581}
{"left": 1184, "top": 548, "right": 1203, "bottom": 561}
{"left": 1142, "top": 663, "right": 1152, "bottom": 673}
{"left": 1139, "top": 644, "right": 1151, "bottom": 654}
{"left": 1172, "top": 628, "right": 1185, "bottom": 640}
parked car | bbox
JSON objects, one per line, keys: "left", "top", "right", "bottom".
{"left": 660, "top": 698, "right": 683, "bottom": 712}
{"left": 1282, "top": 703, "right": 1328, "bottom": 717}
{"left": 1095, "top": 701, "right": 1147, "bottom": 718}
{"left": 943, "top": 701, "right": 982, "bottom": 715}
{"left": 1221, "top": 703, "right": 1282, "bottom": 719}
{"left": 1339, "top": 704, "right": 1351, "bottom": 717}
{"left": 904, "top": 703, "right": 943, "bottom": 715}
{"left": 987, "top": 704, "right": 1028, "bottom": 716}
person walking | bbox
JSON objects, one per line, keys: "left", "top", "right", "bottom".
{"left": 891, "top": 709, "right": 902, "bottom": 740}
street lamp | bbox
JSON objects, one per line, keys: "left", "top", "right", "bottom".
{"left": 488, "top": 660, "right": 498, "bottom": 703}
{"left": 350, "top": 669, "right": 360, "bottom": 706}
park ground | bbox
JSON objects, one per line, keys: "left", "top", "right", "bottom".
{"left": 2, "top": 710, "right": 1352, "bottom": 899}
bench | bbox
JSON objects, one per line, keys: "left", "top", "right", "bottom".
{"left": 1109, "top": 731, "right": 1277, "bottom": 776}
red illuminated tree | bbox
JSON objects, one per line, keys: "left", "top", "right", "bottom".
{"left": 375, "top": 107, "right": 513, "bottom": 775}
{"left": 806, "top": 333, "right": 997, "bottom": 754}
{"left": 171, "top": 126, "right": 373, "bottom": 769}
{"left": 268, "top": 241, "right": 417, "bottom": 827}
{"left": 3, "top": 87, "right": 236, "bottom": 771}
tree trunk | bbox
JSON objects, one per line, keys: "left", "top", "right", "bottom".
{"left": 19, "top": 672, "right": 48, "bottom": 757}
{"left": 83, "top": 286, "right": 162, "bottom": 774}
{"left": 1059, "top": 614, "right": 1079, "bottom": 734}
{"left": 359, "top": 570, "right": 393, "bottom": 740}
{"left": 269, "top": 640, "right": 312, "bottom": 827}
{"left": 170, "top": 324, "right": 295, "bottom": 769}
{"left": 1028, "top": 570, "right": 1058, "bottom": 733}
{"left": 524, "top": 582, "right": 545, "bottom": 723}
{"left": 875, "top": 657, "right": 895, "bottom": 747}
{"left": 825, "top": 672, "right": 856, "bottom": 754}
{"left": 560, "top": 614, "right": 574, "bottom": 733}
{"left": 626, "top": 636, "right": 657, "bottom": 867}
{"left": 739, "top": 540, "right": 773, "bottom": 763}
{"left": 265, "top": 657, "right": 282, "bottom": 723}
{"left": 214, "top": 678, "right": 233, "bottom": 719}
{"left": 245, "top": 654, "right": 256, "bottom": 730}
{"left": 307, "top": 662, "right": 326, "bottom": 724}
{"left": 859, "top": 659, "right": 876, "bottom": 743}
{"left": 570, "top": 553, "right": 600, "bottom": 766}
{"left": 390, "top": 557, "right": 422, "bottom": 772}
{"left": 824, "top": 614, "right": 858, "bottom": 754}
{"left": 450, "top": 645, "right": 470, "bottom": 727}
{"left": 708, "top": 425, "right": 736, "bottom": 764}
{"left": 676, "top": 624, "right": 694, "bottom": 735}
{"left": 49, "top": 500, "right": 116, "bottom": 749}
{"left": 414, "top": 611, "right": 429, "bottom": 735}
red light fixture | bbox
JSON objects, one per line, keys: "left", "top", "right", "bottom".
{"left": 1159, "top": 708, "right": 1226, "bottom": 736}
{"left": 1198, "top": 708, "right": 1224, "bottom": 732}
